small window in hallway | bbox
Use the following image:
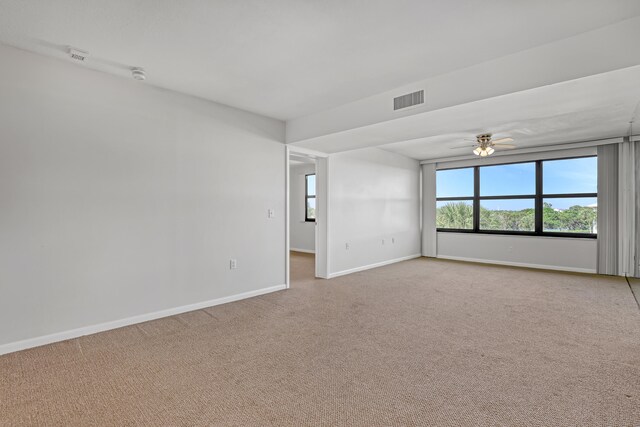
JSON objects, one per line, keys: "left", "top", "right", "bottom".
{"left": 305, "top": 174, "right": 316, "bottom": 222}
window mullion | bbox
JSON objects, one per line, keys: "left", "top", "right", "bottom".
{"left": 535, "top": 161, "right": 542, "bottom": 234}
{"left": 473, "top": 166, "right": 480, "bottom": 232}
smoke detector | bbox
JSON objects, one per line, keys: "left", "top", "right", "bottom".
{"left": 68, "top": 47, "right": 89, "bottom": 62}
{"left": 131, "top": 67, "right": 146, "bottom": 81}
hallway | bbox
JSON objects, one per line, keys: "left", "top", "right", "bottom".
{"left": 290, "top": 251, "right": 316, "bottom": 284}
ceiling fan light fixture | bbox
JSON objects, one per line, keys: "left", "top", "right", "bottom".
{"left": 466, "top": 133, "right": 514, "bottom": 157}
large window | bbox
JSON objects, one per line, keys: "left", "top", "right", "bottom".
{"left": 436, "top": 156, "right": 597, "bottom": 237}
{"left": 305, "top": 174, "right": 316, "bottom": 222}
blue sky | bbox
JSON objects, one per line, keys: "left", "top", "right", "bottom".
{"left": 306, "top": 174, "right": 316, "bottom": 196}
{"left": 436, "top": 157, "right": 597, "bottom": 210}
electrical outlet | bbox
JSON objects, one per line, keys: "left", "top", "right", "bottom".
{"left": 345, "top": 243, "right": 350, "bottom": 250}
{"left": 392, "top": 237, "right": 395, "bottom": 244}
{"left": 267, "top": 209, "right": 275, "bottom": 218}
{"left": 230, "top": 259, "right": 238, "bottom": 269}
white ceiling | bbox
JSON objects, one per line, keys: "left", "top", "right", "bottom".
{"left": 289, "top": 153, "right": 315, "bottom": 165}
{"left": 1, "top": 0, "right": 640, "bottom": 120}
{"left": 291, "top": 66, "right": 640, "bottom": 159}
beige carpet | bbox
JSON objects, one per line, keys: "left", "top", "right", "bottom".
{"left": 630, "top": 277, "right": 640, "bottom": 309}
{"left": 1, "top": 253, "right": 639, "bottom": 426}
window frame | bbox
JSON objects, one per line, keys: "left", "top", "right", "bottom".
{"left": 436, "top": 155, "right": 597, "bottom": 238}
{"left": 305, "top": 173, "right": 316, "bottom": 222}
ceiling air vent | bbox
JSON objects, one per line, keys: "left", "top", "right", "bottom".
{"left": 393, "top": 90, "right": 424, "bottom": 111}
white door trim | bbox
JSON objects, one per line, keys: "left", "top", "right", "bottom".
{"left": 286, "top": 146, "right": 329, "bottom": 283}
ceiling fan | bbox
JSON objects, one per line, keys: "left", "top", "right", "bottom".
{"left": 451, "top": 133, "right": 516, "bottom": 157}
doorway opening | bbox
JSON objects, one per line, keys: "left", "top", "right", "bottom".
{"left": 286, "top": 146, "right": 328, "bottom": 287}
{"left": 288, "top": 153, "right": 317, "bottom": 285}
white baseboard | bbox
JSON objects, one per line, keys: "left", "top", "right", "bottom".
{"left": 290, "top": 248, "right": 315, "bottom": 254}
{"left": 436, "top": 255, "right": 597, "bottom": 274}
{"left": 0, "top": 284, "right": 286, "bottom": 356}
{"left": 328, "top": 254, "right": 422, "bottom": 279}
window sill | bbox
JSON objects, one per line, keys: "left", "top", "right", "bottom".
{"left": 436, "top": 229, "right": 597, "bottom": 239}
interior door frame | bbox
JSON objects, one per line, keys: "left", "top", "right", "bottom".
{"left": 285, "top": 145, "right": 329, "bottom": 288}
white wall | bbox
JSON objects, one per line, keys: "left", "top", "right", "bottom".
{"left": 437, "top": 233, "right": 597, "bottom": 273}
{"left": 328, "top": 148, "right": 421, "bottom": 277}
{"left": 289, "top": 163, "right": 316, "bottom": 252}
{"left": 0, "top": 44, "right": 286, "bottom": 350}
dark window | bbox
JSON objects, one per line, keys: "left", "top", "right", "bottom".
{"left": 305, "top": 174, "right": 316, "bottom": 222}
{"left": 436, "top": 156, "right": 597, "bottom": 238}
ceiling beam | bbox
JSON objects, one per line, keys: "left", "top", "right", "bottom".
{"left": 287, "top": 16, "right": 640, "bottom": 145}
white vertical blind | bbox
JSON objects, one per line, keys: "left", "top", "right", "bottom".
{"left": 618, "top": 138, "right": 638, "bottom": 277}
{"left": 597, "top": 144, "right": 618, "bottom": 275}
{"left": 636, "top": 142, "right": 640, "bottom": 278}
{"left": 422, "top": 163, "right": 437, "bottom": 257}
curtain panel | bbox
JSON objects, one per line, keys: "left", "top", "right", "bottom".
{"left": 421, "top": 163, "right": 437, "bottom": 257}
{"left": 618, "top": 138, "right": 638, "bottom": 277}
{"left": 596, "top": 144, "right": 618, "bottom": 275}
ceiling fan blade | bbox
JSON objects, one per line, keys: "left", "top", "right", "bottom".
{"left": 492, "top": 137, "right": 514, "bottom": 144}
{"left": 494, "top": 144, "right": 517, "bottom": 149}
{"left": 449, "top": 145, "right": 477, "bottom": 150}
